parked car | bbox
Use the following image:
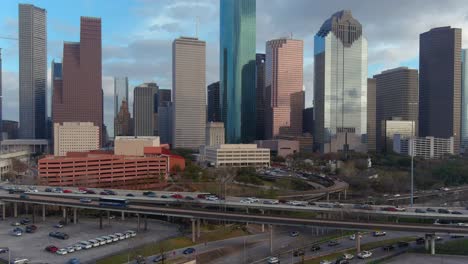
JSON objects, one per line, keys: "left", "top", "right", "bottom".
{"left": 86, "top": 190, "right": 96, "bottom": 194}
{"left": 68, "top": 258, "right": 81, "bottom": 264}
{"left": 310, "top": 245, "right": 321, "bottom": 251}
{"left": 56, "top": 248, "right": 68, "bottom": 255}
{"left": 25, "top": 225, "right": 37, "bottom": 233}
{"left": 267, "top": 257, "right": 280, "bottom": 264}
{"left": 293, "top": 249, "right": 305, "bottom": 257}
{"left": 73, "top": 244, "right": 83, "bottom": 251}
{"left": 63, "top": 189, "right": 73, "bottom": 193}
{"left": 66, "top": 246, "right": 75, "bottom": 253}
{"left": 45, "top": 245, "right": 59, "bottom": 253}
{"left": 49, "top": 231, "right": 69, "bottom": 240}
{"left": 335, "top": 259, "right": 349, "bottom": 264}
{"left": 143, "top": 191, "right": 156, "bottom": 197}
{"left": 426, "top": 208, "right": 436, "bottom": 212}
{"left": 11, "top": 222, "right": 20, "bottom": 226}
{"left": 357, "top": 251, "right": 372, "bottom": 259}
{"left": 104, "top": 189, "right": 116, "bottom": 195}
{"left": 79, "top": 241, "right": 92, "bottom": 249}
{"left": 373, "top": 231, "right": 386, "bottom": 237}
{"left": 153, "top": 254, "right": 166, "bottom": 263}
{"left": 319, "top": 260, "right": 333, "bottom": 264}
{"left": 183, "top": 247, "right": 196, "bottom": 254}
{"left": 54, "top": 223, "right": 64, "bottom": 228}
{"left": 20, "top": 218, "right": 30, "bottom": 225}
{"left": 290, "top": 231, "right": 299, "bottom": 237}
{"left": 342, "top": 253, "right": 354, "bottom": 260}
{"left": 171, "top": 193, "right": 183, "bottom": 199}
{"left": 438, "top": 208, "right": 451, "bottom": 214}
{"left": 99, "top": 191, "right": 108, "bottom": 195}
{"left": 45, "top": 187, "right": 52, "bottom": 192}
{"left": 185, "top": 196, "right": 195, "bottom": 200}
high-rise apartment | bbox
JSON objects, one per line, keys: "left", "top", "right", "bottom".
{"left": 256, "top": 53, "right": 266, "bottom": 140}
{"left": 133, "top": 83, "right": 158, "bottom": 136}
{"left": 220, "top": 0, "right": 256, "bottom": 143}
{"left": 374, "top": 67, "right": 419, "bottom": 152}
{"left": 265, "top": 38, "right": 304, "bottom": 139}
{"left": 314, "top": 10, "right": 368, "bottom": 153}
{"left": 18, "top": 4, "right": 47, "bottom": 139}
{"left": 207, "top": 82, "right": 221, "bottom": 122}
{"left": 461, "top": 49, "right": 468, "bottom": 152}
{"left": 52, "top": 17, "right": 103, "bottom": 145}
{"left": 419, "top": 26, "right": 462, "bottom": 153}
{"left": 367, "top": 78, "right": 376, "bottom": 152}
{"left": 172, "top": 37, "right": 206, "bottom": 149}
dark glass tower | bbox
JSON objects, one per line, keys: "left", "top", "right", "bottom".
{"left": 220, "top": 0, "right": 256, "bottom": 143}
{"left": 207, "top": 82, "right": 221, "bottom": 122}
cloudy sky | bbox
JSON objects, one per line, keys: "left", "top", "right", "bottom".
{"left": 2, "top": 0, "right": 468, "bottom": 136}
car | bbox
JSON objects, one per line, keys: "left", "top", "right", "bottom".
{"left": 73, "top": 244, "right": 83, "bottom": 251}
{"left": 79, "top": 241, "right": 92, "bottom": 249}
{"left": 335, "top": 259, "right": 349, "bottom": 264}
{"left": 393, "top": 194, "right": 401, "bottom": 197}
{"left": 415, "top": 209, "right": 426, "bottom": 213}
{"left": 197, "top": 194, "right": 207, "bottom": 199}
{"left": 440, "top": 187, "right": 450, "bottom": 191}
{"left": 56, "top": 249, "right": 68, "bottom": 255}
{"left": 25, "top": 225, "right": 37, "bottom": 233}
{"left": 311, "top": 244, "right": 321, "bottom": 251}
{"left": 88, "top": 239, "right": 100, "bottom": 247}
{"left": 320, "top": 260, "right": 333, "bottom": 264}
{"left": 96, "top": 237, "right": 106, "bottom": 245}
{"left": 373, "top": 231, "right": 386, "bottom": 237}
{"left": 357, "top": 251, "right": 372, "bottom": 259}
{"left": 349, "top": 234, "right": 362, "bottom": 240}
{"left": 416, "top": 237, "right": 425, "bottom": 244}
{"left": 0, "top": 248, "right": 7, "bottom": 254}
{"left": 109, "top": 234, "right": 119, "bottom": 242}
{"left": 171, "top": 193, "right": 183, "bottom": 199}
{"left": 319, "top": 203, "right": 333, "bottom": 208}
{"left": 185, "top": 196, "right": 195, "bottom": 200}
{"left": 435, "top": 236, "right": 443, "bottom": 241}
{"left": 49, "top": 231, "right": 69, "bottom": 240}
{"left": 74, "top": 190, "right": 87, "bottom": 194}
{"left": 452, "top": 211, "right": 463, "bottom": 215}
{"left": 263, "top": 200, "right": 279, "bottom": 205}
{"left": 66, "top": 246, "right": 75, "bottom": 253}
{"left": 143, "top": 191, "right": 157, "bottom": 197}
{"left": 205, "top": 195, "right": 219, "bottom": 201}
{"left": 328, "top": 240, "right": 339, "bottom": 246}
{"left": 342, "top": 253, "right": 354, "bottom": 260}
{"left": 80, "top": 198, "right": 92, "bottom": 203}
{"left": 397, "top": 241, "right": 409, "bottom": 247}
{"left": 247, "top": 197, "right": 259, "bottom": 203}
{"left": 438, "top": 208, "right": 451, "bottom": 214}
{"left": 382, "top": 207, "right": 398, "bottom": 212}
{"left": 240, "top": 199, "right": 252, "bottom": 204}
{"left": 45, "top": 245, "right": 59, "bottom": 253}
{"left": 20, "top": 218, "right": 30, "bottom": 225}
{"left": 451, "top": 234, "right": 464, "bottom": 238}
{"left": 78, "top": 187, "right": 88, "bottom": 192}
{"left": 426, "top": 208, "right": 436, "bottom": 212}
{"left": 125, "top": 230, "right": 137, "bottom": 237}
{"left": 183, "top": 247, "right": 196, "bottom": 254}
{"left": 153, "top": 254, "right": 166, "bottom": 263}
{"left": 267, "top": 256, "right": 280, "bottom": 264}
{"left": 100, "top": 191, "right": 109, "bottom": 195}
{"left": 68, "top": 258, "right": 81, "bottom": 264}
{"left": 290, "top": 231, "right": 299, "bottom": 237}
{"left": 102, "top": 236, "right": 113, "bottom": 243}
{"left": 11, "top": 222, "right": 20, "bottom": 226}
{"left": 382, "top": 245, "right": 395, "bottom": 251}
{"left": 115, "top": 233, "right": 125, "bottom": 240}
{"left": 20, "top": 193, "right": 29, "bottom": 199}
{"left": 293, "top": 249, "right": 305, "bottom": 257}
{"left": 11, "top": 229, "right": 22, "bottom": 236}
{"left": 86, "top": 190, "right": 96, "bottom": 194}
{"left": 63, "top": 189, "right": 73, "bottom": 193}
{"left": 54, "top": 223, "right": 64, "bottom": 228}
{"left": 333, "top": 203, "right": 344, "bottom": 208}
{"left": 45, "top": 187, "right": 52, "bottom": 192}
{"left": 126, "top": 193, "right": 135, "bottom": 197}
{"left": 53, "top": 187, "right": 63, "bottom": 193}
{"left": 104, "top": 189, "right": 116, "bottom": 195}
{"left": 161, "top": 194, "right": 169, "bottom": 198}
{"left": 287, "top": 201, "right": 303, "bottom": 206}
{"left": 136, "top": 255, "right": 146, "bottom": 264}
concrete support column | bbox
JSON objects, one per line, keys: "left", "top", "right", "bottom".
{"left": 344, "top": 189, "right": 347, "bottom": 200}
{"left": 197, "top": 218, "right": 201, "bottom": 238}
{"left": 14, "top": 202, "right": 18, "bottom": 218}
{"left": 431, "top": 238, "right": 435, "bottom": 255}
{"left": 73, "top": 208, "right": 77, "bottom": 224}
{"left": 269, "top": 225, "right": 273, "bottom": 254}
{"left": 136, "top": 214, "right": 140, "bottom": 232}
{"left": 191, "top": 219, "right": 196, "bottom": 243}
{"left": 2, "top": 203, "right": 5, "bottom": 220}
{"left": 425, "top": 238, "right": 429, "bottom": 251}
{"left": 261, "top": 210, "right": 265, "bottom": 232}
{"left": 42, "top": 204, "right": 45, "bottom": 222}
{"left": 99, "top": 212, "right": 103, "bottom": 230}
{"left": 32, "top": 205, "right": 36, "bottom": 224}
{"left": 144, "top": 215, "right": 148, "bottom": 231}
{"left": 326, "top": 192, "right": 330, "bottom": 201}
{"left": 121, "top": 211, "right": 125, "bottom": 221}
{"left": 356, "top": 232, "right": 361, "bottom": 253}
{"left": 62, "top": 208, "right": 66, "bottom": 219}
{"left": 338, "top": 192, "right": 341, "bottom": 200}
{"left": 107, "top": 211, "right": 111, "bottom": 225}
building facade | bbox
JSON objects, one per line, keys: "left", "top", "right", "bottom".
{"left": 382, "top": 119, "right": 415, "bottom": 152}
{"left": 114, "top": 136, "right": 161, "bottom": 156}
{"left": 158, "top": 89, "right": 172, "bottom": 105}
{"left": 256, "top": 53, "right": 266, "bottom": 140}
{"left": 256, "top": 139, "right": 299, "bottom": 158}
{"left": 114, "top": 77, "right": 129, "bottom": 136}
{"left": 206, "top": 122, "right": 225, "bottom": 146}
{"left": 367, "top": 78, "right": 376, "bottom": 152}
{"left": 207, "top": 82, "right": 221, "bottom": 122}
{"left": 133, "top": 83, "right": 158, "bottom": 136}
{"left": 313, "top": 10, "right": 368, "bottom": 153}
{"left": 374, "top": 67, "right": 419, "bottom": 152}
{"left": 0, "top": 49, "right": 2, "bottom": 141}
{"left": 19, "top": 4, "right": 47, "bottom": 139}
{"left": 172, "top": 37, "right": 206, "bottom": 149}
{"left": 419, "top": 27, "right": 462, "bottom": 153}
{"left": 461, "top": 49, "right": 468, "bottom": 152}
{"left": 204, "top": 144, "right": 270, "bottom": 168}
{"left": 52, "top": 17, "right": 103, "bottom": 145}
{"left": 394, "top": 136, "right": 454, "bottom": 159}
{"left": 220, "top": 0, "right": 256, "bottom": 143}
{"left": 158, "top": 102, "right": 173, "bottom": 145}
{"left": 114, "top": 100, "right": 132, "bottom": 137}
{"left": 53, "top": 122, "right": 100, "bottom": 156}
{"left": 303, "top": 107, "right": 314, "bottom": 134}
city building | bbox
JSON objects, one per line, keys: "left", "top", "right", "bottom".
{"left": 53, "top": 122, "right": 100, "bottom": 156}
{"left": 1, "top": 120, "right": 18, "bottom": 140}
{"left": 265, "top": 38, "right": 304, "bottom": 139}
{"left": 133, "top": 83, "right": 158, "bottom": 136}
{"left": 158, "top": 102, "right": 173, "bottom": 145}
{"left": 204, "top": 144, "right": 270, "bottom": 168}
{"left": 277, "top": 134, "right": 313, "bottom": 153}
{"left": 382, "top": 119, "right": 415, "bottom": 152}
{"left": 256, "top": 53, "right": 266, "bottom": 140}
{"left": 394, "top": 135, "right": 454, "bottom": 159}
{"left": 172, "top": 37, "right": 206, "bottom": 149}
{"left": 114, "top": 100, "right": 132, "bottom": 137}
{"left": 0, "top": 49, "right": 2, "bottom": 141}
{"left": 114, "top": 136, "right": 160, "bottom": 156}
{"left": 50, "top": 60, "right": 62, "bottom": 126}
{"left": 374, "top": 67, "right": 419, "bottom": 152}
{"left": 220, "top": 0, "right": 256, "bottom": 143}
{"left": 18, "top": 4, "right": 47, "bottom": 139}
{"left": 303, "top": 107, "right": 314, "bottom": 134}
{"left": 290, "top": 91, "right": 305, "bottom": 136}
{"left": 114, "top": 77, "right": 129, "bottom": 136}
{"left": 52, "top": 17, "right": 103, "bottom": 145}
{"left": 207, "top": 82, "right": 221, "bottom": 122}
{"left": 462, "top": 49, "right": 468, "bottom": 153}
{"left": 206, "top": 122, "right": 225, "bottom": 146}
{"left": 313, "top": 10, "right": 368, "bottom": 153}
{"left": 158, "top": 89, "right": 172, "bottom": 105}
{"left": 367, "top": 78, "right": 376, "bottom": 152}
{"left": 419, "top": 26, "right": 462, "bottom": 153}
{"left": 0, "top": 139, "right": 49, "bottom": 154}
{"left": 256, "top": 139, "right": 299, "bottom": 158}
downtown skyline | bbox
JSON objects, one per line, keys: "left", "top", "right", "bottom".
{"left": 2, "top": 0, "right": 468, "bottom": 135}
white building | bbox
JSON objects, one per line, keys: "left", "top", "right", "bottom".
{"left": 204, "top": 144, "right": 270, "bottom": 168}
{"left": 54, "top": 122, "right": 100, "bottom": 156}
{"left": 114, "top": 136, "right": 160, "bottom": 156}
{"left": 206, "top": 122, "right": 225, "bottom": 146}
{"left": 393, "top": 135, "right": 454, "bottom": 159}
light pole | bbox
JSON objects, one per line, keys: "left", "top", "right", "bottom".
{"left": 410, "top": 121, "right": 415, "bottom": 207}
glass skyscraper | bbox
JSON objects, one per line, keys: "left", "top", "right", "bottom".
{"left": 313, "top": 10, "right": 368, "bottom": 153}
{"left": 461, "top": 49, "right": 468, "bottom": 152}
{"left": 220, "top": 0, "right": 256, "bottom": 143}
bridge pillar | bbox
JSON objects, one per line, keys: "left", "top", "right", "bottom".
{"left": 136, "top": 214, "right": 140, "bottom": 232}
{"left": 121, "top": 211, "right": 125, "bottom": 221}
{"left": 13, "top": 202, "right": 17, "bottom": 218}
{"left": 42, "top": 204, "right": 45, "bottom": 222}
{"left": 99, "top": 212, "right": 103, "bottom": 230}
{"left": 338, "top": 192, "right": 341, "bottom": 200}
{"left": 197, "top": 218, "right": 201, "bottom": 238}
{"left": 191, "top": 219, "right": 196, "bottom": 243}
{"left": 2, "top": 203, "right": 5, "bottom": 220}
{"left": 144, "top": 215, "right": 148, "bottom": 231}
{"left": 269, "top": 224, "right": 273, "bottom": 253}
{"left": 261, "top": 210, "right": 265, "bottom": 232}
{"left": 431, "top": 237, "right": 435, "bottom": 255}
{"left": 356, "top": 232, "right": 361, "bottom": 253}
{"left": 62, "top": 208, "right": 66, "bottom": 219}
{"left": 107, "top": 211, "right": 111, "bottom": 225}
{"left": 73, "top": 208, "right": 77, "bottom": 224}
{"left": 425, "top": 237, "right": 429, "bottom": 251}
{"left": 344, "top": 189, "right": 347, "bottom": 200}
{"left": 326, "top": 192, "right": 330, "bottom": 201}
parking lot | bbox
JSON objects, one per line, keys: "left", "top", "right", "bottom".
{"left": 0, "top": 214, "right": 180, "bottom": 264}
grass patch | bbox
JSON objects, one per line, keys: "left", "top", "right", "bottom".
{"left": 413, "top": 238, "right": 468, "bottom": 255}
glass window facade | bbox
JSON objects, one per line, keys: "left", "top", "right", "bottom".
{"left": 462, "top": 49, "right": 468, "bottom": 152}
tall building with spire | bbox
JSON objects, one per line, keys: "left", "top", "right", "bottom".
{"left": 18, "top": 4, "right": 47, "bottom": 139}
{"left": 313, "top": 10, "right": 368, "bottom": 153}
{"left": 220, "top": 0, "right": 256, "bottom": 143}
{"left": 114, "top": 77, "right": 129, "bottom": 136}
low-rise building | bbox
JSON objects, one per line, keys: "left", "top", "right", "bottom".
{"left": 393, "top": 135, "right": 454, "bottom": 159}
{"left": 206, "top": 122, "right": 225, "bottom": 146}
{"left": 54, "top": 122, "right": 100, "bottom": 156}
{"left": 255, "top": 139, "right": 299, "bottom": 157}
{"left": 0, "top": 139, "right": 49, "bottom": 154}
{"left": 381, "top": 119, "right": 415, "bottom": 152}
{"left": 204, "top": 144, "right": 270, "bottom": 168}
{"left": 114, "top": 136, "right": 160, "bottom": 156}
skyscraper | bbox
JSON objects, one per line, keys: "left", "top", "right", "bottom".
{"left": 50, "top": 60, "right": 62, "bottom": 123}
{"left": 419, "top": 26, "right": 461, "bottom": 153}
{"left": 18, "top": 4, "right": 47, "bottom": 139}
{"left": 114, "top": 77, "right": 129, "bottom": 133}
{"left": 220, "top": 0, "right": 256, "bottom": 143}
{"left": 133, "top": 83, "right": 158, "bottom": 136}
{"left": 265, "top": 38, "right": 304, "bottom": 139}
{"left": 256, "top": 53, "right": 266, "bottom": 140}
{"left": 462, "top": 49, "right": 468, "bottom": 152}
{"left": 207, "top": 82, "right": 221, "bottom": 122}
{"left": 114, "top": 100, "right": 132, "bottom": 137}
{"left": 314, "top": 10, "right": 368, "bottom": 153}
{"left": 0, "top": 49, "right": 2, "bottom": 141}
{"left": 367, "top": 78, "right": 376, "bottom": 152}
{"left": 158, "top": 89, "right": 171, "bottom": 105}
{"left": 374, "top": 67, "right": 419, "bottom": 152}
{"left": 52, "top": 17, "right": 103, "bottom": 145}
{"left": 172, "top": 37, "right": 206, "bottom": 149}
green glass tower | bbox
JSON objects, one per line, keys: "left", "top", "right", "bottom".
{"left": 220, "top": 0, "right": 256, "bottom": 143}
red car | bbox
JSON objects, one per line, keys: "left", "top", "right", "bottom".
{"left": 197, "top": 194, "right": 207, "bottom": 199}
{"left": 382, "top": 207, "right": 398, "bottom": 212}
{"left": 63, "top": 190, "right": 73, "bottom": 193}
{"left": 171, "top": 194, "right": 184, "bottom": 199}
{"left": 78, "top": 187, "right": 88, "bottom": 191}
{"left": 45, "top": 245, "right": 58, "bottom": 253}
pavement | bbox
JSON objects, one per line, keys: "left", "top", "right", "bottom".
{"left": 0, "top": 215, "right": 180, "bottom": 264}
{"left": 384, "top": 253, "right": 468, "bottom": 264}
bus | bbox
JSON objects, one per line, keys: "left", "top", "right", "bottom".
{"left": 99, "top": 197, "right": 129, "bottom": 207}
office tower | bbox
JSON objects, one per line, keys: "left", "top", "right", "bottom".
{"left": 207, "top": 82, "right": 221, "bottom": 122}
{"left": 367, "top": 78, "right": 376, "bottom": 152}
{"left": 419, "top": 26, "right": 462, "bottom": 153}
{"left": 54, "top": 122, "right": 100, "bottom": 156}
{"left": 114, "top": 100, "right": 131, "bottom": 136}
{"left": 206, "top": 122, "right": 225, "bottom": 146}
{"left": 220, "top": 0, "right": 256, "bottom": 143}
{"left": 0, "top": 49, "right": 2, "bottom": 141}
{"left": 18, "top": 4, "right": 47, "bottom": 139}
{"left": 172, "top": 37, "right": 206, "bottom": 149}
{"left": 133, "top": 83, "right": 158, "bottom": 136}
{"left": 50, "top": 60, "right": 62, "bottom": 125}
{"left": 52, "top": 17, "right": 103, "bottom": 145}
{"left": 374, "top": 67, "right": 419, "bottom": 152}
{"left": 265, "top": 38, "right": 304, "bottom": 139}
{"left": 314, "top": 10, "right": 368, "bottom": 153}
{"left": 256, "top": 53, "right": 266, "bottom": 140}
{"left": 158, "top": 102, "right": 173, "bottom": 145}
{"left": 158, "top": 89, "right": 171, "bottom": 104}
{"left": 114, "top": 77, "right": 128, "bottom": 135}
{"left": 303, "top": 107, "right": 314, "bottom": 134}
{"left": 461, "top": 49, "right": 468, "bottom": 152}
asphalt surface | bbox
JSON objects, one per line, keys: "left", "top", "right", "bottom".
{"left": 384, "top": 253, "right": 468, "bottom": 264}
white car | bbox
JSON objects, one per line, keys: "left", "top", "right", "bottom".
{"left": 125, "top": 230, "right": 137, "bottom": 237}
{"left": 95, "top": 237, "right": 106, "bottom": 245}
{"left": 73, "top": 244, "right": 82, "bottom": 251}
{"left": 267, "top": 256, "right": 279, "bottom": 264}
{"left": 287, "top": 201, "right": 302, "bottom": 206}
{"left": 79, "top": 241, "right": 92, "bottom": 249}
{"left": 109, "top": 235, "right": 119, "bottom": 242}
{"left": 319, "top": 260, "right": 333, "bottom": 264}
{"left": 74, "top": 190, "right": 87, "bottom": 194}
{"left": 357, "top": 251, "right": 372, "bottom": 259}
{"left": 124, "top": 232, "right": 131, "bottom": 239}
{"left": 349, "top": 234, "right": 362, "bottom": 240}
{"left": 115, "top": 233, "right": 125, "bottom": 240}
{"left": 240, "top": 199, "right": 252, "bottom": 204}
{"left": 102, "top": 236, "right": 113, "bottom": 243}
{"left": 205, "top": 195, "right": 219, "bottom": 201}
{"left": 247, "top": 197, "right": 259, "bottom": 203}
{"left": 88, "top": 239, "right": 100, "bottom": 247}
{"left": 393, "top": 194, "right": 401, "bottom": 197}
{"left": 66, "top": 246, "right": 75, "bottom": 253}
{"left": 26, "top": 189, "right": 38, "bottom": 193}
{"left": 343, "top": 253, "right": 354, "bottom": 260}
{"left": 56, "top": 249, "right": 68, "bottom": 255}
